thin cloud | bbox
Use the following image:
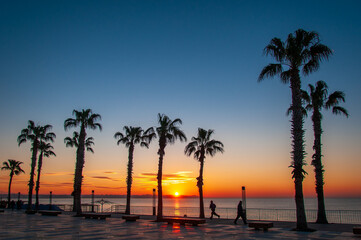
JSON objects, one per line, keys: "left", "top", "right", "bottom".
{"left": 103, "top": 171, "right": 118, "bottom": 174}
{"left": 90, "top": 176, "right": 121, "bottom": 182}
{"left": 43, "top": 172, "right": 73, "bottom": 176}
{"left": 94, "top": 186, "right": 126, "bottom": 190}
{"left": 136, "top": 171, "right": 194, "bottom": 186}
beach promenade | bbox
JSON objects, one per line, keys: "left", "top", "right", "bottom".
{"left": 0, "top": 210, "right": 358, "bottom": 239}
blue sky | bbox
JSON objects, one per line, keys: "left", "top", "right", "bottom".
{"left": 1, "top": 0, "right": 360, "bottom": 197}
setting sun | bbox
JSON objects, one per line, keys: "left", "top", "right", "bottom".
{"left": 174, "top": 192, "right": 179, "bottom": 197}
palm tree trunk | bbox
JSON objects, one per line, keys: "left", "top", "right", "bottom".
{"left": 290, "top": 70, "right": 308, "bottom": 230}
{"left": 73, "top": 126, "right": 86, "bottom": 215}
{"left": 35, "top": 153, "right": 43, "bottom": 211}
{"left": 28, "top": 140, "right": 39, "bottom": 211}
{"left": 198, "top": 154, "right": 205, "bottom": 218}
{"left": 7, "top": 173, "right": 14, "bottom": 207}
{"left": 125, "top": 145, "right": 134, "bottom": 215}
{"left": 312, "top": 113, "right": 328, "bottom": 224}
{"left": 157, "top": 142, "right": 165, "bottom": 221}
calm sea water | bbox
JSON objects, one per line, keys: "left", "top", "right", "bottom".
{"left": 29, "top": 196, "right": 361, "bottom": 211}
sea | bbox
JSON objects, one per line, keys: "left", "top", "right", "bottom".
{"left": 8, "top": 195, "right": 361, "bottom": 223}
{"left": 22, "top": 196, "right": 361, "bottom": 211}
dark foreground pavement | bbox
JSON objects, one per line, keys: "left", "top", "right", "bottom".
{"left": 0, "top": 210, "right": 359, "bottom": 239}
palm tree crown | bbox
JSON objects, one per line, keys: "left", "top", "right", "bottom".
{"left": 2, "top": 159, "right": 25, "bottom": 176}
{"left": 114, "top": 126, "right": 155, "bottom": 148}
{"left": 259, "top": 29, "right": 332, "bottom": 83}
{"left": 185, "top": 128, "right": 224, "bottom": 160}
{"left": 64, "top": 109, "right": 102, "bottom": 131}
{"left": 156, "top": 113, "right": 187, "bottom": 148}
{"left": 302, "top": 81, "right": 349, "bottom": 119}
{"left": 64, "top": 131, "right": 95, "bottom": 153}
{"left": 18, "top": 121, "right": 55, "bottom": 147}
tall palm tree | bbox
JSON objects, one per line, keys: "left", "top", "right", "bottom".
{"left": 1, "top": 159, "right": 25, "bottom": 207}
{"left": 302, "top": 81, "right": 348, "bottom": 224}
{"left": 35, "top": 142, "right": 56, "bottom": 211}
{"left": 258, "top": 29, "right": 332, "bottom": 230}
{"left": 114, "top": 126, "right": 156, "bottom": 215}
{"left": 155, "top": 113, "right": 187, "bottom": 221}
{"left": 64, "top": 109, "right": 101, "bottom": 215}
{"left": 184, "top": 128, "right": 224, "bottom": 218}
{"left": 18, "top": 121, "right": 56, "bottom": 211}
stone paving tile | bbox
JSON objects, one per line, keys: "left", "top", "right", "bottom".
{"left": 0, "top": 210, "right": 359, "bottom": 239}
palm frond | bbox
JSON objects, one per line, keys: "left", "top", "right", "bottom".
{"left": 258, "top": 64, "right": 283, "bottom": 82}
{"left": 332, "top": 106, "right": 349, "bottom": 117}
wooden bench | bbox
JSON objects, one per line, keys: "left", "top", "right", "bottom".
{"left": 38, "top": 210, "right": 62, "bottom": 216}
{"left": 248, "top": 222, "right": 273, "bottom": 231}
{"left": 353, "top": 227, "right": 361, "bottom": 234}
{"left": 82, "top": 213, "right": 111, "bottom": 220}
{"left": 122, "top": 215, "right": 140, "bottom": 221}
{"left": 161, "top": 217, "right": 206, "bottom": 226}
{"left": 25, "top": 210, "right": 37, "bottom": 214}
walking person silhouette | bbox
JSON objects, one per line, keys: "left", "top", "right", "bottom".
{"left": 234, "top": 200, "right": 247, "bottom": 224}
{"left": 209, "top": 200, "right": 220, "bottom": 219}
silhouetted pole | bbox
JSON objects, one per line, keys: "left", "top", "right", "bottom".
{"left": 242, "top": 186, "right": 246, "bottom": 218}
{"left": 91, "top": 190, "right": 95, "bottom": 212}
{"left": 152, "top": 188, "right": 156, "bottom": 216}
{"left": 18, "top": 192, "right": 20, "bottom": 202}
{"left": 49, "top": 191, "right": 52, "bottom": 210}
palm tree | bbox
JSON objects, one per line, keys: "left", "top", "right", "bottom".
{"left": 64, "top": 109, "right": 101, "bottom": 215}
{"left": 155, "top": 113, "right": 187, "bottom": 220}
{"left": 35, "top": 142, "right": 56, "bottom": 211}
{"left": 301, "top": 81, "right": 348, "bottom": 224}
{"left": 184, "top": 128, "right": 224, "bottom": 218}
{"left": 1, "top": 159, "right": 25, "bottom": 207}
{"left": 18, "top": 121, "right": 56, "bottom": 211}
{"left": 114, "top": 126, "right": 156, "bottom": 215}
{"left": 258, "top": 29, "right": 332, "bottom": 230}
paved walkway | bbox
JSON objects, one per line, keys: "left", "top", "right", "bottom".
{"left": 0, "top": 210, "right": 359, "bottom": 239}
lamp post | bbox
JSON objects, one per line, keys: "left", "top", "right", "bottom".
{"left": 91, "top": 190, "right": 95, "bottom": 212}
{"left": 152, "top": 188, "right": 156, "bottom": 216}
{"left": 49, "top": 191, "right": 52, "bottom": 210}
{"left": 242, "top": 186, "right": 246, "bottom": 218}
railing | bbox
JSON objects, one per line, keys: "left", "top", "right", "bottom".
{"left": 52, "top": 203, "right": 361, "bottom": 224}
{"left": 116, "top": 206, "right": 361, "bottom": 224}
{"left": 56, "top": 204, "right": 100, "bottom": 212}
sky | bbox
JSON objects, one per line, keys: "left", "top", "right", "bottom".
{"left": 0, "top": 0, "right": 361, "bottom": 199}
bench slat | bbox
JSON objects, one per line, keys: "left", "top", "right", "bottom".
{"left": 38, "top": 210, "right": 61, "bottom": 216}
{"left": 82, "top": 213, "right": 111, "bottom": 220}
{"left": 161, "top": 217, "right": 206, "bottom": 226}
{"left": 353, "top": 227, "right": 361, "bottom": 234}
{"left": 249, "top": 222, "right": 273, "bottom": 231}
{"left": 122, "top": 215, "right": 140, "bottom": 221}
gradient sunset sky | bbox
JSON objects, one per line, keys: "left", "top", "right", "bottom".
{"left": 1, "top": 0, "right": 360, "bottom": 198}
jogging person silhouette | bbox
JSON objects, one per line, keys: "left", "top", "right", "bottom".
{"left": 209, "top": 200, "right": 220, "bottom": 219}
